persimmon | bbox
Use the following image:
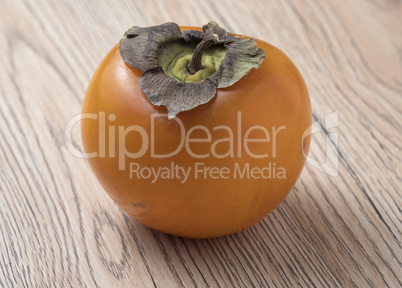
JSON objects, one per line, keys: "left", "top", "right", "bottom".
{"left": 81, "top": 22, "right": 311, "bottom": 238}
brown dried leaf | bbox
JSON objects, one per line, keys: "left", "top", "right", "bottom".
{"left": 139, "top": 67, "right": 217, "bottom": 118}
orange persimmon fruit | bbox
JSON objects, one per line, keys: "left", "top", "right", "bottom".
{"left": 81, "top": 23, "right": 311, "bottom": 238}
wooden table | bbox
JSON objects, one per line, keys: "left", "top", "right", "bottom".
{"left": 1, "top": 0, "right": 400, "bottom": 287}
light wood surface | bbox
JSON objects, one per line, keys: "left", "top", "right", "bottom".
{"left": 0, "top": 0, "right": 401, "bottom": 287}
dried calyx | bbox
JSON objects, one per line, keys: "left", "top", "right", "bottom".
{"left": 119, "top": 21, "right": 265, "bottom": 118}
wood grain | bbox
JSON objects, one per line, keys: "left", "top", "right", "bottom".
{"left": 0, "top": 0, "right": 401, "bottom": 287}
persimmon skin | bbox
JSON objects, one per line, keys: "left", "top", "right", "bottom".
{"left": 81, "top": 27, "right": 311, "bottom": 238}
